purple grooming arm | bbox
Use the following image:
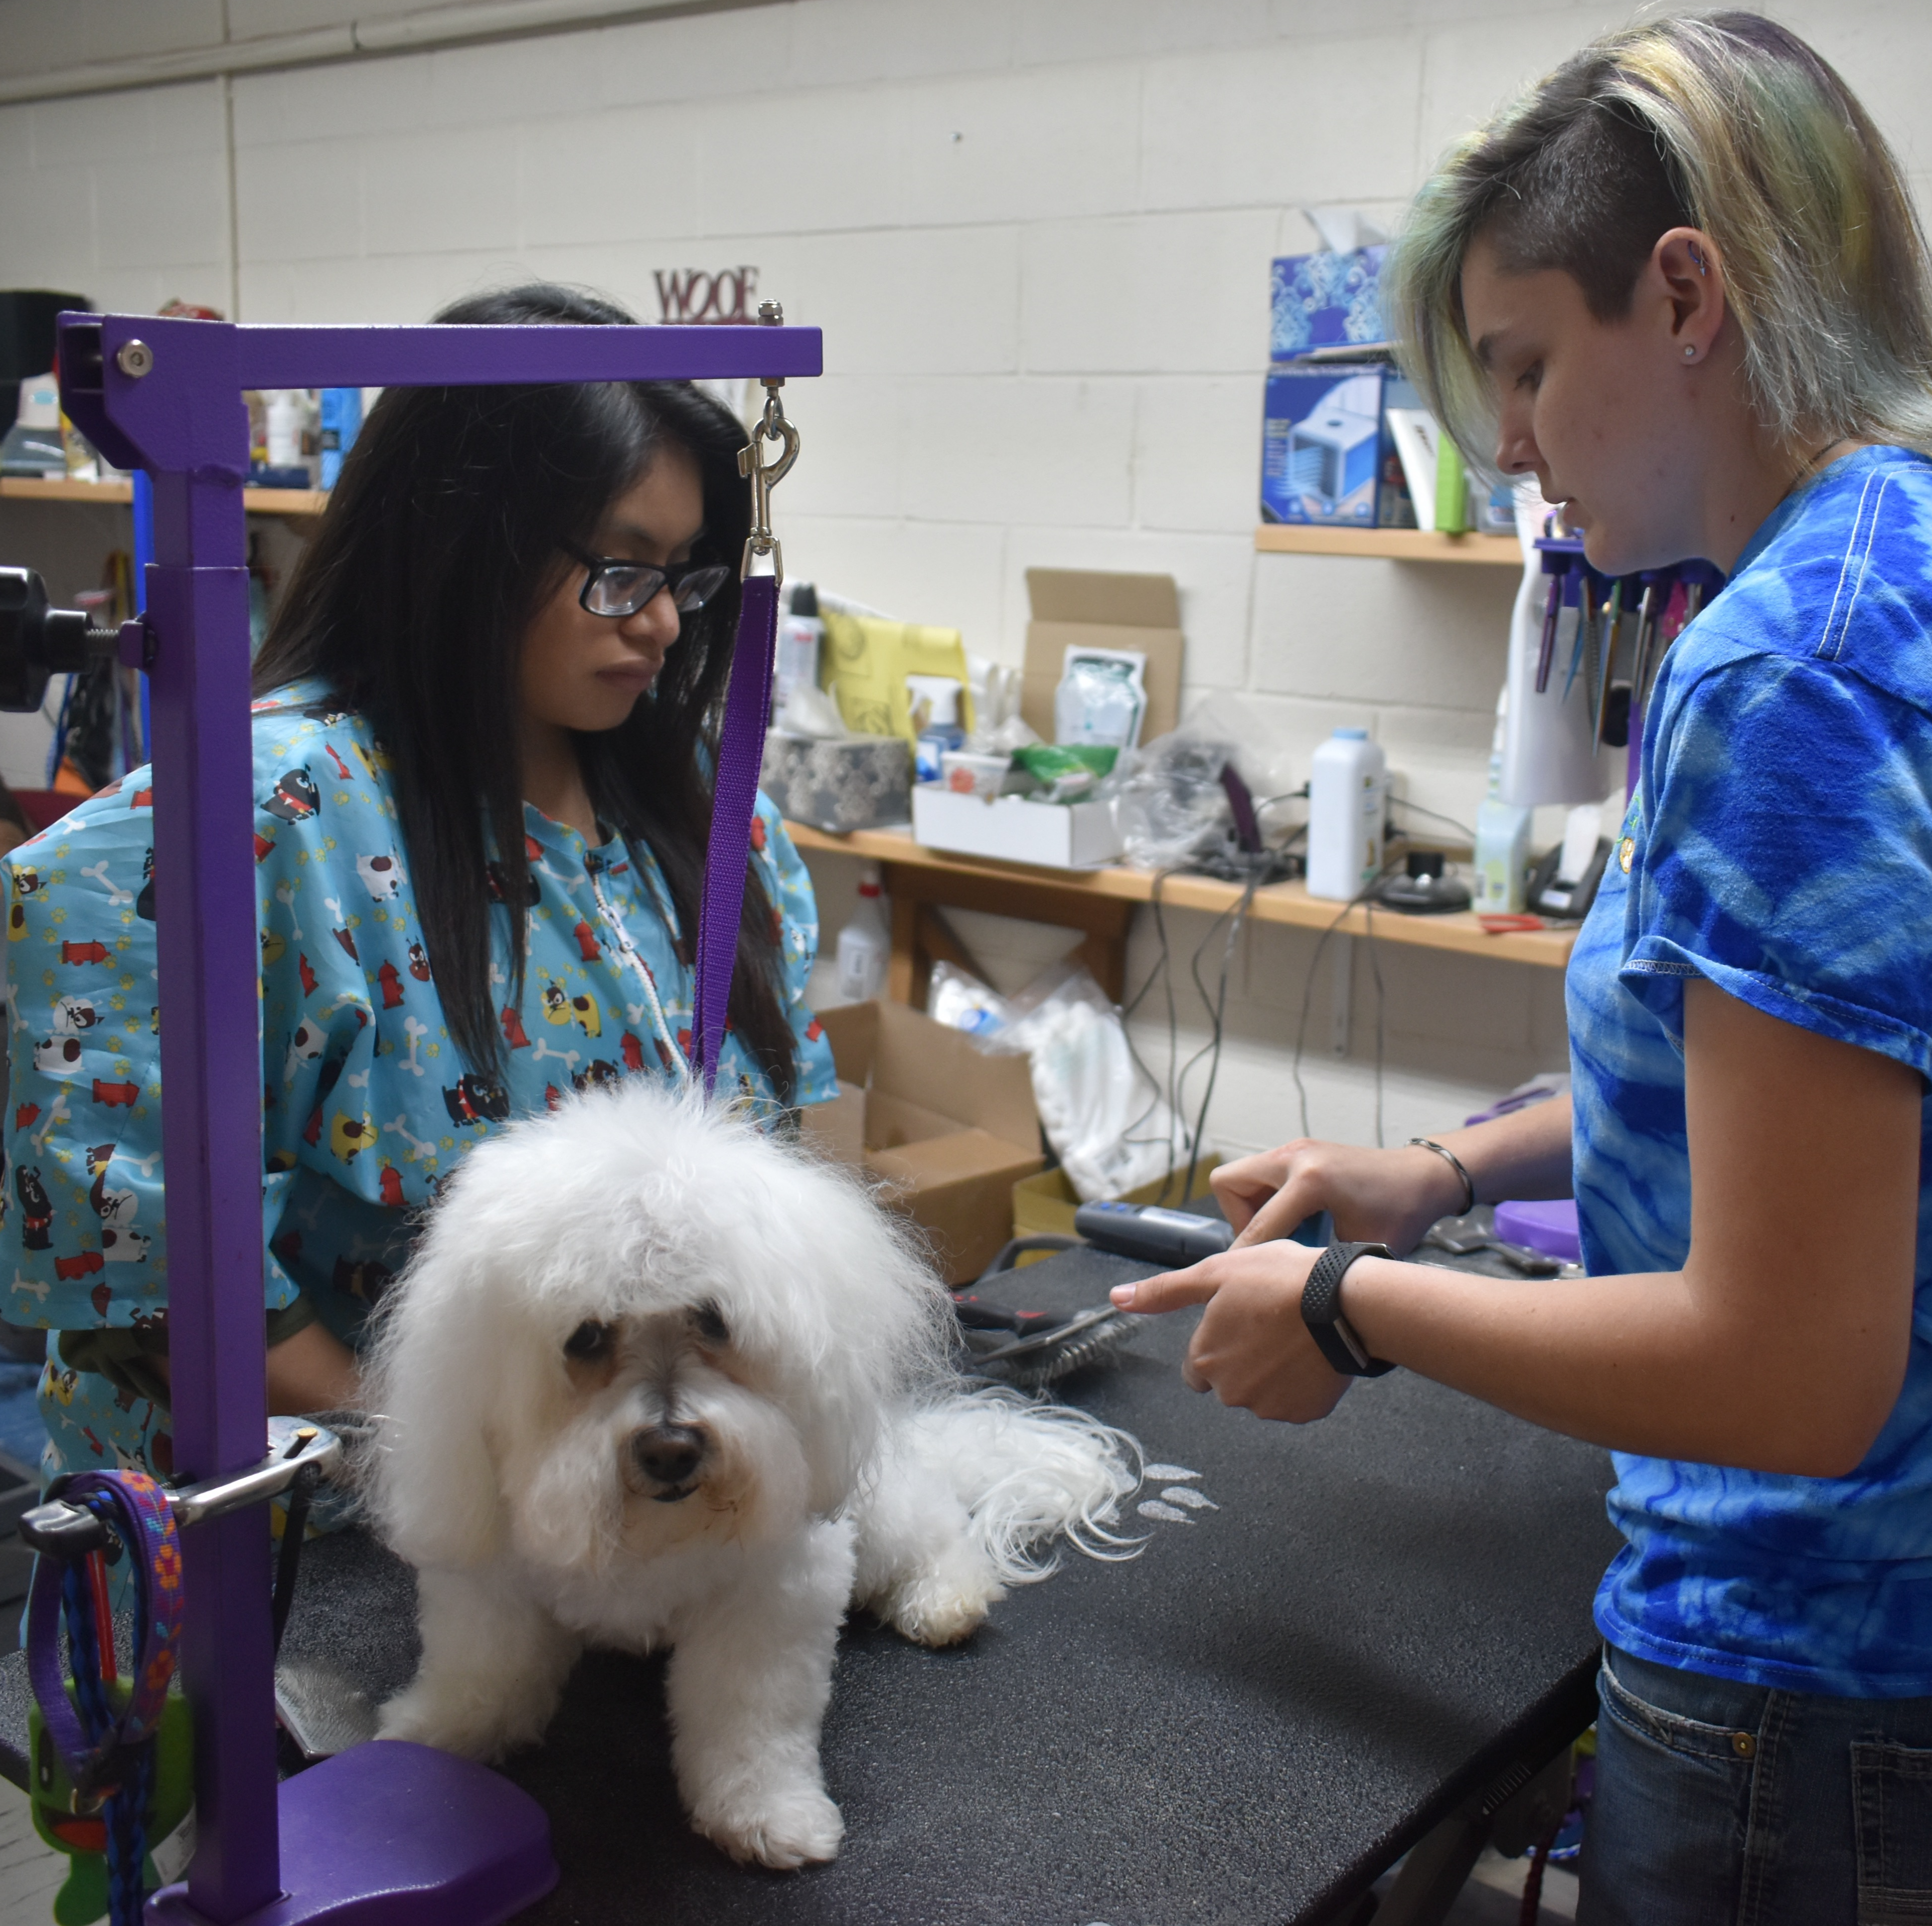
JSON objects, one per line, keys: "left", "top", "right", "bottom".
{"left": 56, "top": 312, "right": 821, "bottom": 1926}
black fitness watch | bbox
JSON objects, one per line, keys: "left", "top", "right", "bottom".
{"left": 1302, "top": 1241, "right": 1397, "bottom": 1377}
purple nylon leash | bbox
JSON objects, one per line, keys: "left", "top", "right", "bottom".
{"left": 691, "top": 572, "right": 778, "bottom": 1090}
{"left": 691, "top": 301, "right": 799, "bottom": 1095}
{"left": 26, "top": 1469, "right": 183, "bottom": 1788}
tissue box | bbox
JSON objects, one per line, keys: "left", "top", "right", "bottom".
{"left": 1261, "top": 363, "right": 1403, "bottom": 527}
{"left": 759, "top": 730, "right": 910, "bottom": 833}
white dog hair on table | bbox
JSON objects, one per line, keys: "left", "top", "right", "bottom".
{"left": 362, "top": 1079, "right": 1141, "bottom": 1870}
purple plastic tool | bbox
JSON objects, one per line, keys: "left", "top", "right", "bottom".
{"left": 55, "top": 311, "right": 821, "bottom": 1926}
{"left": 1492, "top": 1198, "right": 1582, "bottom": 1267}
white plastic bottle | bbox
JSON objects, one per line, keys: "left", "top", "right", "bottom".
{"left": 1473, "top": 688, "right": 1532, "bottom": 913}
{"left": 265, "top": 390, "right": 304, "bottom": 471}
{"left": 773, "top": 582, "right": 825, "bottom": 715}
{"left": 1306, "top": 727, "right": 1387, "bottom": 900}
{"left": 833, "top": 867, "right": 890, "bottom": 1003}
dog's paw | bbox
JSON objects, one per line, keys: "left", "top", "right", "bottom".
{"left": 376, "top": 1680, "right": 524, "bottom": 1762}
{"left": 693, "top": 1783, "right": 845, "bottom": 1870}
{"left": 876, "top": 1569, "right": 1003, "bottom": 1648}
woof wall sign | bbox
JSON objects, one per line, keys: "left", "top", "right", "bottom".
{"left": 655, "top": 267, "right": 762, "bottom": 324}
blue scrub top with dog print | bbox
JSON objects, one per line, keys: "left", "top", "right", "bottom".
{"left": 1, "top": 675, "right": 837, "bottom": 1481}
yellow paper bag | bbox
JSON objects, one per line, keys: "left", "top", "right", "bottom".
{"left": 822, "top": 611, "right": 975, "bottom": 743}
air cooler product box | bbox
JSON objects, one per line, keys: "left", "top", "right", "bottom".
{"left": 1268, "top": 246, "right": 1386, "bottom": 361}
{"left": 1261, "top": 363, "right": 1404, "bottom": 527}
{"left": 801, "top": 1000, "right": 1043, "bottom": 1283}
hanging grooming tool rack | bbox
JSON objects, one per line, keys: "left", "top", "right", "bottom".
{"left": 1530, "top": 529, "right": 1725, "bottom": 786}
{"left": 20, "top": 308, "right": 820, "bottom": 1926}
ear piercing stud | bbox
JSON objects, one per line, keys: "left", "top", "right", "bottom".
{"left": 1684, "top": 345, "right": 1697, "bottom": 359}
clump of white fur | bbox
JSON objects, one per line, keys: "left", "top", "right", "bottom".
{"left": 361, "top": 1081, "right": 1141, "bottom": 1870}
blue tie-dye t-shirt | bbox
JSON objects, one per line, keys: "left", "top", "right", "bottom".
{"left": 1569, "top": 445, "right": 1932, "bottom": 1697}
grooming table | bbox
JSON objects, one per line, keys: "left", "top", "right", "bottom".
{"left": 0, "top": 1244, "right": 1617, "bottom": 1924}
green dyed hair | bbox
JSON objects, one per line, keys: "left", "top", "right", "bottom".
{"left": 1387, "top": 11, "right": 1932, "bottom": 473}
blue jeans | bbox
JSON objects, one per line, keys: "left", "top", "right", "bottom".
{"left": 1579, "top": 1645, "right": 1932, "bottom": 1925}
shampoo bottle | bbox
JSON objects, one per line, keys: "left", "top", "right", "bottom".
{"left": 1306, "top": 727, "right": 1387, "bottom": 900}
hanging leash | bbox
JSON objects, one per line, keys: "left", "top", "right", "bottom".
{"left": 22, "top": 1420, "right": 341, "bottom": 1916}
{"left": 691, "top": 299, "right": 799, "bottom": 1094}
{"left": 24, "top": 1469, "right": 183, "bottom": 1926}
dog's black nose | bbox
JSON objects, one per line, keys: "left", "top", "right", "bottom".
{"left": 632, "top": 1424, "right": 706, "bottom": 1489}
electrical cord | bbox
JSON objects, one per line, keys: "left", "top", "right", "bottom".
{"left": 1169, "top": 870, "right": 1261, "bottom": 1204}
{"left": 1116, "top": 867, "right": 1187, "bottom": 1199}
{"left": 1386, "top": 796, "right": 1477, "bottom": 844}
{"left": 1290, "top": 853, "right": 1404, "bottom": 1146}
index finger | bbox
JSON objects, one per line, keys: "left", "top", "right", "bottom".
{"left": 1231, "top": 1172, "right": 1325, "bottom": 1249}
{"left": 1109, "top": 1260, "right": 1222, "bottom": 1315}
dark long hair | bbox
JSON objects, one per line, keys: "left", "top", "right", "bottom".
{"left": 252, "top": 283, "right": 798, "bottom": 1101}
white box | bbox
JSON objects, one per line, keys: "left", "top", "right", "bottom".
{"left": 911, "top": 784, "right": 1123, "bottom": 868}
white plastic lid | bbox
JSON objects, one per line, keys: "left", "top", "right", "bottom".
{"left": 857, "top": 863, "right": 882, "bottom": 898}
{"left": 906, "top": 674, "right": 961, "bottom": 728}
{"left": 16, "top": 374, "right": 58, "bottom": 430}
{"left": 1333, "top": 726, "right": 1369, "bottom": 739}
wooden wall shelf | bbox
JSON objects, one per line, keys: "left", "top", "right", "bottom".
{"left": 1255, "top": 524, "right": 1521, "bottom": 566}
{"left": 786, "top": 821, "right": 1574, "bottom": 987}
{"left": 0, "top": 477, "right": 328, "bottom": 516}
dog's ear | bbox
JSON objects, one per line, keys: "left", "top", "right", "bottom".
{"left": 766, "top": 1154, "right": 951, "bottom": 1518}
{"left": 362, "top": 1231, "right": 507, "bottom": 1569}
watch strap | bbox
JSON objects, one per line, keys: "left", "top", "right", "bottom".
{"left": 1302, "top": 1241, "right": 1397, "bottom": 1377}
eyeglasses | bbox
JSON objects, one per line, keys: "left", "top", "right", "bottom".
{"left": 565, "top": 545, "right": 731, "bottom": 620}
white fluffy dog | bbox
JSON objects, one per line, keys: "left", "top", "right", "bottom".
{"left": 365, "top": 1080, "right": 1139, "bottom": 1869}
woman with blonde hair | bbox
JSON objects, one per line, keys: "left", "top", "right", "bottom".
{"left": 1118, "top": 15, "right": 1932, "bottom": 1920}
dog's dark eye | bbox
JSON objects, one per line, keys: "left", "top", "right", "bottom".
{"left": 693, "top": 1302, "right": 729, "bottom": 1347}
{"left": 565, "top": 1320, "right": 613, "bottom": 1361}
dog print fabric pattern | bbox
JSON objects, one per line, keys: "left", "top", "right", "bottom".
{"left": 1567, "top": 447, "right": 1932, "bottom": 1698}
{"left": 3, "top": 677, "right": 836, "bottom": 1482}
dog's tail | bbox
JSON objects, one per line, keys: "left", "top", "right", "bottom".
{"left": 851, "top": 1385, "right": 1143, "bottom": 1645}
{"left": 913, "top": 1384, "right": 1145, "bottom": 1577}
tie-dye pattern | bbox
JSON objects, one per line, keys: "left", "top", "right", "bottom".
{"left": 1568, "top": 446, "right": 1932, "bottom": 1696}
{"left": 0, "top": 678, "right": 835, "bottom": 1481}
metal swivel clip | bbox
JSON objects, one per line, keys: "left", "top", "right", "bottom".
{"left": 739, "top": 299, "right": 800, "bottom": 583}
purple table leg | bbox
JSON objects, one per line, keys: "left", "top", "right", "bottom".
{"left": 54, "top": 311, "right": 821, "bottom": 1925}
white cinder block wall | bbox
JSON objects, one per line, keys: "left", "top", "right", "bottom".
{"left": 1, "top": 0, "right": 1925, "bottom": 1158}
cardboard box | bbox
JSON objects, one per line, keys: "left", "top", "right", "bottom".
{"left": 910, "top": 783, "right": 1124, "bottom": 869}
{"left": 760, "top": 729, "right": 910, "bottom": 833}
{"left": 1262, "top": 363, "right": 1424, "bottom": 529}
{"left": 1020, "top": 570, "right": 1183, "bottom": 749}
{"left": 1012, "top": 1155, "right": 1224, "bottom": 1241}
{"left": 1269, "top": 245, "right": 1387, "bottom": 361}
{"left": 802, "top": 1000, "right": 1043, "bottom": 1283}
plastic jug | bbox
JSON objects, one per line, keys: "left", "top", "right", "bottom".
{"left": 1306, "top": 728, "right": 1387, "bottom": 900}
{"left": 834, "top": 868, "right": 890, "bottom": 1002}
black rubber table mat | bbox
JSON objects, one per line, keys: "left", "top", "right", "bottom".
{"left": 0, "top": 1247, "right": 1618, "bottom": 1925}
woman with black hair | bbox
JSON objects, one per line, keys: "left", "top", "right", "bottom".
{"left": 1, "top": 283, "right": 836, "bottom": 1483}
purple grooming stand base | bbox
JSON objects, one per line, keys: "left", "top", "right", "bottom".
{"left": 146, "top": 1742, "right": 558, "bottom": 1926}
{"left": 55, "top": 311, "right": 821, "bottom": 1926}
